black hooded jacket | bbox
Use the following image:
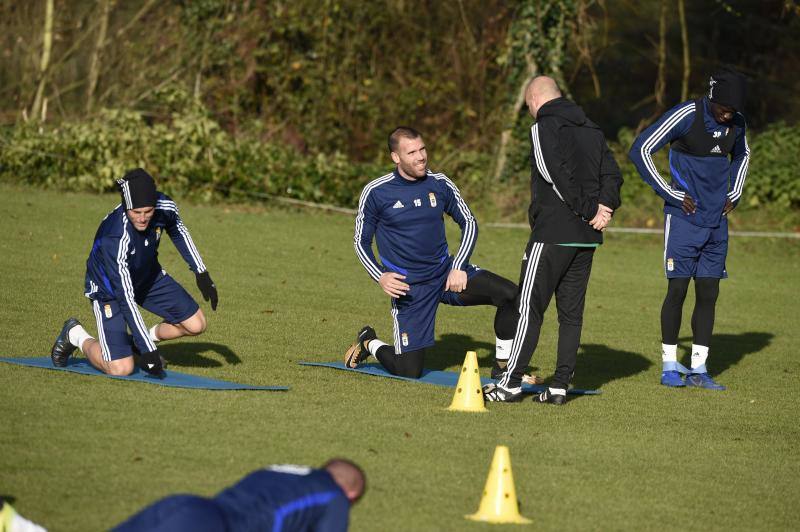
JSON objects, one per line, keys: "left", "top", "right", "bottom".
{"left": 527, "top": 97, "right": 623, "bottom": 244}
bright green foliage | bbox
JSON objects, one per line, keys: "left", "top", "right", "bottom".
{"left": 745, "top": 122, "right": 800, "bottom": 209}
{"left": 500, "top": 0, "right": 576, "bottom": 95}
{"left": 0, "top": 95, "right": 384, "bottom": 207}
{"left": 5, "top": 109, "right": 797, "bottom": 224}
{"left": 1, "top": 185, "right": 799, "bottom": 530}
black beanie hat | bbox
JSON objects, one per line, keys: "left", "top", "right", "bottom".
{"left": 708, "top": 68, "right": 746, "bottom": 112}
{"left": 117, "top": 168, "right": 157, "bottom": 209}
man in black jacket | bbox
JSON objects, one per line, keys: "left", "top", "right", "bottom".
{"left": 484, "top": 76, "right": 623, "bottom": 404}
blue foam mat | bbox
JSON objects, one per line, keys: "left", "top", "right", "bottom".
{"left": 0, "top": 357, "right": 288, "bottom": 391}
{"left": 299, "top": 361, "right": 600, "bottom": 395}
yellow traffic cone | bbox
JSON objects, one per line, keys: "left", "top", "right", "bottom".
{"left": 467, "top": 445, "right": 532, "bottom": 524}
{"left": 447, "top": 351, "right": 487, "bottom": 412}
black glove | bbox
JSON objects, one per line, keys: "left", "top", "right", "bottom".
{"left": 195, "top": 271, "right": 218, "bottom": 310}
{"left": 139, "top": 348, "right": 164, "bottom": 377}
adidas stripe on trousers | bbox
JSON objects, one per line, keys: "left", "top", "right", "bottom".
{"left": 499, "top": 240, "right": 595, "bottom": 390}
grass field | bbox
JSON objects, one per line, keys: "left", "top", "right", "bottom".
{"left": 1, "top": 183, "right": 798, "bottom": 531}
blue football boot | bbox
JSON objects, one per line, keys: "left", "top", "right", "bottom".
{"left": 661, "top": 370, "right": 685, "bottom": 387}
{"left": 686, "top": 365, "right": 726, "bottom": 391}
{"left": 660, "top": 360, "right": 688, "bottom": 387}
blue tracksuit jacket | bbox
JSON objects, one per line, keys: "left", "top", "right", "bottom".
{"left": 84, "top": 192, "right": 206, "bottom": 354}
{"left": 354, "top": 169, "right": 477, "bottom": 285}
{"left": 629, "top": 96, "right": 749, "bottom": 228}
{"left": 214, "top": 467, "right": 350, "bottom": 531}
{"left": 115, "top": 466, "right": 351, "bottom": 532}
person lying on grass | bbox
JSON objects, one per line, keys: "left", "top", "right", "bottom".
{"left": 114, "top": 459, "right": 365, "bottom": 532}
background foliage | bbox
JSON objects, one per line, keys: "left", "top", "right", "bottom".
{"left": 1, "top": 0, "right": 798, "bottom": 220}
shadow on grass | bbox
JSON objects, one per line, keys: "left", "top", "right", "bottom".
{"left": 425, "top": 333, "right": 496, "bottom": 371}
{"left": 158, "top": 342, "right": 241, "bottom": 368}
{"left": 425, "top": 333, "right": 543, "bottom": 373}
{"left": 568, "top": 343, "right": 652, "bottom": 390}
{"left": 678, "top": 332, "right": 773, "bottom": 376}
{"left": 0, "top": 495, "right": 15, "bottom": 505}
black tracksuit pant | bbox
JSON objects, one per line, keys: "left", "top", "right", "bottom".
{"left": 498, "top": 240, "right": 595, "bottom": 390}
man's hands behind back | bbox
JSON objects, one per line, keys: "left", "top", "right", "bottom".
{"left": 589, "top": 204, "right": 614, "bottom": 231}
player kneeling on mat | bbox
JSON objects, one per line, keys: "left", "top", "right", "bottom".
{"left": 50, "top": 168, "right": 219, "bottom": 377}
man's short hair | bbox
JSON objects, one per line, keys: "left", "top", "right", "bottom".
{"left": 388, "top": 126, "right": 422, "bottom": 153}
{"left": 324, "top": 458, "right": 367, "bottom": 502}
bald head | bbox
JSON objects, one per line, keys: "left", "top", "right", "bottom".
{"left": 525, "top": 76, "right": 562, "bottom": 118}
{"left": 324, "top": 459, "right": 366, "bottom": 504}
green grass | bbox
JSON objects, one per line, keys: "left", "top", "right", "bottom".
{"left": 1, "top": 184, "right": 798, "bottom": 531}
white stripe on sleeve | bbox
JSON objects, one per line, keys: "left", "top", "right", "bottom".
{"left": 640, "top": 103, "right": 694, "bottom": 202}
{"left": 157, "top": 200, "right": 207, "bottom": 272}
{"left": 354, "top": 174, "right": 394, "bottom": 281}
{"left": 117, "top": 217, "right": 157, "bottom": 352}
{"left": 432, "top": 173, "right": 476, "bottom": 270}
{"left": 728, "top": 134, "right": 750, "bottom": 202}
{"left": 530, "top": 124, "right": 565, "bottom": 202}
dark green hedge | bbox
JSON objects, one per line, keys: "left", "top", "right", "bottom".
{"left": 1, "top": 106, "right": 797, "bottom": 213}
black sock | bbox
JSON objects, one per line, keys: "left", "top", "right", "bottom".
{"left": 661, "top": 278, "right": 690, "bottom": 344}
{"left": 692, "top": 278, "right": 720, "bottom": 346}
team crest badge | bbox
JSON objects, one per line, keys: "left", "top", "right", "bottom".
{"left": 401, "top": 333, "right": 409, "bottom": 347}
{"left": 104, "top": 304, "right": 113, "bottom": 318}
{"left": 428, "top": 192, "right": 437, "bottom": 207}
{"left": 667, "top": 258, "right": 674, "bottom": 272}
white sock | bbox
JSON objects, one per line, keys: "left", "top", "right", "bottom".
{"left": 367, "top": 339, "right": 388, "bottom": 356}
{"left": 691, "top": 344, "right": 709, "bottom": 369}
{"left": 68, "top": 325, "right": 93, "bottom": 352}
{"left": 549, "top": 387, "right": 567, "bottom": 396}
{"left": 661, "top": 343, "right": 677, "bottom": 362}
{"left": 495, "top": 337, "right": 512, "bottom": 361}
{"left": 149, "top": 324, "right": 161, "bottom": 343}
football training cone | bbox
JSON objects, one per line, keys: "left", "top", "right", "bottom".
{"left": 467, "top": 445, "right": 532, "bottom": 524}
{"left": 447, "top": 351, "right": 487, "bottom": 412}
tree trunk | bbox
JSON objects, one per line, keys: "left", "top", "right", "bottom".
{"left": 492, "top": 53, "right": 539, "bottom": 181}
{"left": 678, "top": 0, "right": 691, "bottom": 101}
{"left": 86, "top": 0, "right": 114, "bottom": 113}
{"left": 492, "top": 54, "right": 538, "bottom": 182}
{"left": 653, "top": 0, "right": 667, "bottom": 110}
{"left": 108, "top": 0, "right": 158, "bottom": 45}
{"left": 30, "top": 0, "right": 55, "bottom": 121}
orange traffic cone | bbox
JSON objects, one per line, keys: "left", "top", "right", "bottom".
{"left": 447, "top": 351, "right": 487, "bottom": 412}
{"left": 467, "top": 445, "right": 532, "bottom": 524}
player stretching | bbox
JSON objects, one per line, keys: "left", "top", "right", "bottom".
{"left": 629, "top": 68, "right": 749, "bottom": 390}
{"left": 345, "top": 127, "right": 522, "bottom": 379}
{"left": 50, "top": 169, "right": 219, "bottom": 377}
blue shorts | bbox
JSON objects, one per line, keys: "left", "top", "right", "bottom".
{"left": 390, "top": 264, "right": 482, "bottom": 353}
{"left": 90, "top": 272, "right": 199, "bottom": 361}
{"left": 664, "top": 214, "right": 728, "bottom": 279}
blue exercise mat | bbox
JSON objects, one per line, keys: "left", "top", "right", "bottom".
{"left": 299, "top": 361, "right": 600, "bottom": 395}
{"left": 0, "top": 357, "right": 288, "bottom": 391}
